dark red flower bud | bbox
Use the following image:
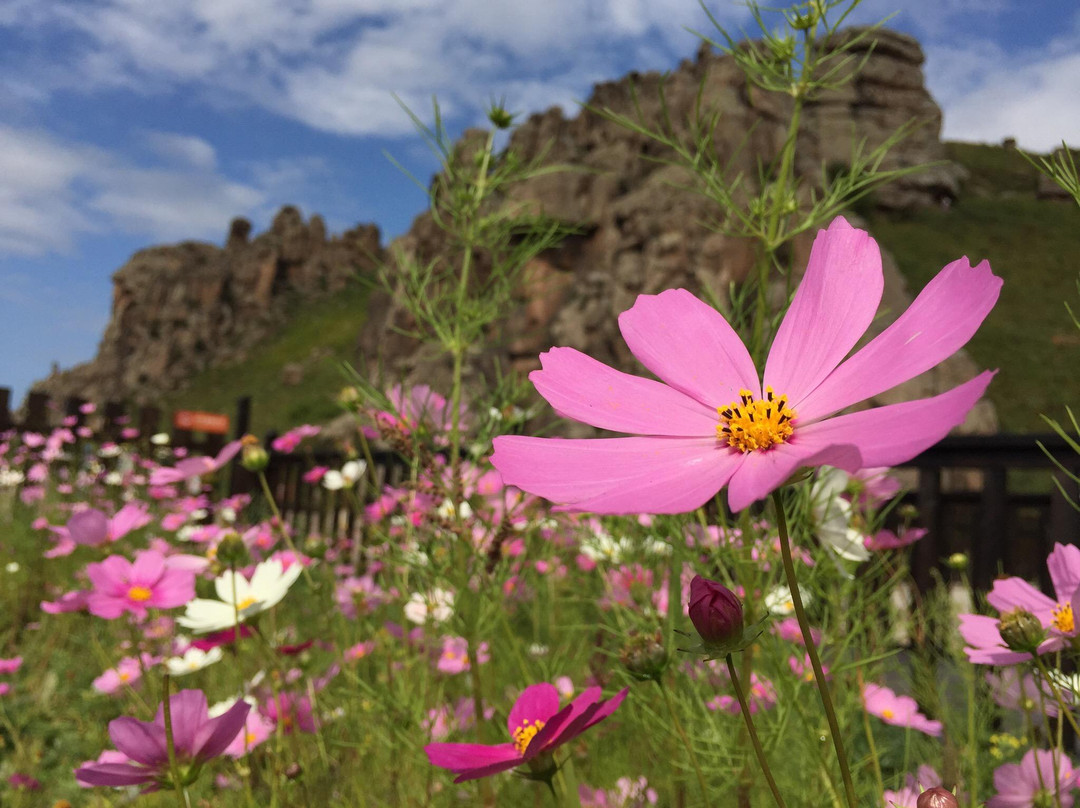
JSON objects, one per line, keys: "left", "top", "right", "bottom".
{"left": 917, "top": 787, "right": 959, "bottom": 808}
{"left": 688, "top": 575, "right": 743, "bottom": 646}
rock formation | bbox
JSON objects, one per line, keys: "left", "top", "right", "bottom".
{"left": 33, "top": 207, "right": 383, "bottom": 404}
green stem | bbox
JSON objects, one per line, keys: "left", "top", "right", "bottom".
{"left": 726, "top": 654, "right": 787, "bottom": 808}
{"left": 257, "top": 469, "right": 316, "bottom": 588}
{"left": 161, "top": 674, "right": 191, "bottom": 808}
{"left": 1033, "top": 654, "right": 1080, "bottom": 738}
{"left": 771, "top": 491, "right": 858, "bottom": 808}
{"left": 550, "top": 756, "right": 582, "bottom": 808}
{"left": 656, "top": 680, "right": 711, "bottom": 807}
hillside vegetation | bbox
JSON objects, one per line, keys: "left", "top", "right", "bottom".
{"left": 168, "top": 143, "right": 1079, "bottom": 436}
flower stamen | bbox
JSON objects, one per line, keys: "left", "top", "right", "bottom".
{"left": 1052, "top": 602, "right": 1074, "bottom": 634}
{"left": 512, "top": 718, "right": 546, "bottom": 756}
{"left": 717, "top": 387, "right": 796, "bottom": 453}
{"left": 127, "top": 586, "right": 153, "bottom": 602}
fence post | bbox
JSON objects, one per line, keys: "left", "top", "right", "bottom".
{"left": 0, "top": 388, "right": 10, "bottom": 432}
{"left": 229, "top": 397, "right": 256, "bottom": 496}
{"left": 911, "top": 467, "right": 941, "bottom": 593}
{"left": 975, "top": 467, "right": 1008, "bottom": 593}
{"left": 24, "top": 392, "right": 50, "bottom": 432}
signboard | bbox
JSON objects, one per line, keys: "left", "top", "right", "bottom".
{"left": 173, "top": 410, "right": 230, "bottom": 435}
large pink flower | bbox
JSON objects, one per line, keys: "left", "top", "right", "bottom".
{"left": 86, "top": 550, "right": 196, "bottom": 620}
{"left": 492, "top": 217, "right": 999, "bottom": 513}
{"left": 988, "top": 748, "right": 1079, "bottom": 808}
{"left": 425, "top": 682, "right": 627, "bottom": 783}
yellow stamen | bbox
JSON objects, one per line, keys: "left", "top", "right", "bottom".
{"left": 237, "top": 596, "right": 258, "bottom": 611}
{"left": 881, "top": 709, "right": 895, "bottom": 720}
{"left": 717, "top": 387, "right": 796, "bottom": 453}
{"left": 1053, "top": 602, "right": 1075, "bottom": 634}
{"left": 127, "top": 585, "right": 153, "bottom": 602}
{"left": 512, "top": 718, "right": 546, "bottom": 756}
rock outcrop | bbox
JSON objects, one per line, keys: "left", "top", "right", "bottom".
{"left": 33, "top": 207, "right": 383, "bottom": 404}
{"left": 361, "top": 26, "right": 991, "bottom": 433}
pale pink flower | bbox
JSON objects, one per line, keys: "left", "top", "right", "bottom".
{"left": 149, "top": 440, "right": 242, "bottom": 486}
{"left": 863, "top": 683, "right": 942, "bottom": 736}
{"left": 988, "top": 748, "right": 1079, "bottom": 808}
{"left": 93, "top": 656, "right": 147, "bottom": 694}
{"left": 436, "top": 636, "right": 489, "bottom": 674}
{"left": 492, "top": 217, "right": 999, "bottom": 513}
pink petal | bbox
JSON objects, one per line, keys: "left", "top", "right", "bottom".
{"left": 508, "top": 683, "right": 561, "bottom": 736}
{"left": 530, "top": 348, "right": 717, "bottom": 436}
{"left": 794, "top": 372, "right": 995, "bottom": 468}
{"left": 530, "top": 687, "right": 600, "bottom": 752}
{"left": 108, "top": 717, "right": 168, "bottom": 766}
{"left": 195, "top": 699, "right": 250, "bottom": 761}
{"left": 725, "top": 440, "right": 861, "bottom": 512}
{"left": 958, "top": 614, "right": 1031, "bottom": 665}
{"left": 75, "top": 762, "right": 157, "bottom": 787}
{"left": 492, "top": 436, "right": 743, "bottom": 514}
{"left": 159, "top": 690, "right": 208, "bottom": 755}
{"left": 425, "top": 742, "right": 520, "bottom": 780}
{"left": 792, "top": 256, "right": 1001, "bottom": 421}
{"left": 987, "top": 577, "right": 1057, "bottom": 620}
{"left": 549, "top": 687, "right": 627, "bottom": 748}
{"left": 86, "top": 555, "right": 131, "bottom": 595}
{"left": 763, "top": 218, "right": 883, "bottom": 405}
{"left": 1048, "top": 543, "right": 1080, "bottom": 604}
{"left": 617, "top": 288, "right": 760, "bottom": 409}
{"left": 130, "top": 550, "right": 166, "bottom": 587}
{"left": 68, "top": 509, "right": 109, "bottom": 546}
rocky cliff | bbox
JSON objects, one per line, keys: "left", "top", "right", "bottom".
{"left": 33, "top": 207, "right": 383, "bottom": 404}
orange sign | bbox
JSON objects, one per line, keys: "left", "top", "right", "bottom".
{"left": 173, "top": 410, "right": 230, "bottom": 435}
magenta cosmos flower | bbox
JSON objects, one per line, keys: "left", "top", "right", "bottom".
{"left": 491, "top": 217, "right": 1000, "bottom": 513}
{"left": 86, "top": 549, "right": 196, "bottom": 620}
{"left": 425, "top": 682, "right": 628, "bottom": 782}
{"left": 959, "top": 543, "right": 1080, "bottom": 665}
{"left": 148, "top": 439, "right": 242, "bottom": 486}
{"left": 75, "top": 689, "right": 249, "bottom": 791}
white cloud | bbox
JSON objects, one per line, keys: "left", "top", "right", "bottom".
{"left": 142, "top": 131, "right": 217, "bottom": 169}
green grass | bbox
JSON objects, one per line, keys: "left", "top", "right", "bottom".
{"left": 866, "top": 144, "right": 1080, "bottom": 432}
{"left": 163, "top": 280, "right": 372, "bottom": 437}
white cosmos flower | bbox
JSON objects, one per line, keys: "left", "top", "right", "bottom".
{"left": 403, "top": 589, "right": 454, "bottom": 625}
{"left": 811, "top": 468, "right": 870, "bottom": 563}
{"left": 176, "top": 558, "right": 303, "bottom": 634}
{"left": 165, "top": 646, "right": 224, "bottom": 676}
{"left": 765, "top": 585, "right": 812, "bottom": 616}
{"left": 323, "top": 460, "right": 367, "bottom": 491}
{"left": 150, "top": 432, "right": 171, "bottom": 446}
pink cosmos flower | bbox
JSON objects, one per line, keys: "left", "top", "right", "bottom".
{"left": 86, "top": 550, "right": 196, "bottom": 620}
{"left": 580, "top": 776, "right": 659, "bottom": 807}
{"left": 436, "top": 636, "right": 490, "bottom": 675}
{"left": 959, "top": 543, "right": 1080, "bottom": 665}
{"left": 426, "top": 682, "right": 628, "bottom": 783}
{"left": 708, "top": 672, "right": 777, "bottom": 715}
{"left": 93, "top": 656, "right": 148, "bottom": 694}
{"left": 988, "top": 748, "right": 1079, "bottom": 808}
{"left": 491, "top": 217, "right": 999, "bottom": 513}
{"left": 271, "top": 425, "right": 321, "bottom": 454}
{"left": 75, "top": 689, "right": 249, "bottom": 791}
{"left": 148, "top": 440, "right": 242, "bottom": 486}
{"left": 0, "top": 657, "right": 21, "bottom": 675}
{"left": 862, "top": 683, "right": 942, "bottom": 737}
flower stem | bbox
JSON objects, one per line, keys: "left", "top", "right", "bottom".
{"left": 726, "top": 654, "right": 787, "bottom": 808}
{"left": 656, "top": 679, "right": 711, "bottom": 807}
{"left": 771, "top": 491, "right": 858, "bottom": 808}
{"left": 1033, "top": 654, "right": 1080, "bottom": 737}
{"left": 161, "top": 673, "right": 191, "bottom": 808}
{"left": 256, "top": 469, "right": 316, "bottom": 588}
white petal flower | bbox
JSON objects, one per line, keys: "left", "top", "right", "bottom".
{"left": 176, "top": 558, "right": 303, "bottom": 633}
{"left": 765, "top": 585, "right": 811, "bottom": 616}
{"left": 404, "top": 588, "right": 454, "bottom": 625}
{"left": 322, "top": 471, "right": 344, "bottom": 491}
{"left": 165, "top": 646, "right": 224, "bottom": 676}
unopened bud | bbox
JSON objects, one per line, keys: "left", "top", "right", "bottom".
{"left": 240, "top": 435, "right": 268, "bottom": 472}
{"left": 998, "top": 608, "right": 1045, "bottom": 654}
{"left": 946, "top": 552, "right": 969, "bottom": 571}
{"left": 284, "top": 762, "right": 302, "bottom": 780}
{"left": 917, "top": 786, "right": 960, "bottom": 808}
{"left": 302, "top": 535, "right": 327, "bottom": 560}
{"left": 337, "top": 386, "right": 361, "bottom": 407}
{"left": 487, "top": 105, "right": 515, "bottom": 130}
{"left": 216, "top": 532, "right": 250, "bottom": 568}
{"left": 688, "top": 575, "right": 744, "bottom": 647}
{"left": 620, "top": 630, "right": 667, "bottom": 681}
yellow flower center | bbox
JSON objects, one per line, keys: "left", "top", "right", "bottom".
{"left": 127, "top": 585, "right": 153, "bottom": 602}
{"left": 717, "top": 387, "right": 796, "bottom": 453}
{"left": 881, "top": 709, "right": 895, "bottom": 720}
{"left": 1053, "top": 602, "right": 1074, "bottom": 634}
{"left": 512, "top": 718, "right": 546, "bottom": 756}
{"left": 237, "top": 596, "right": 258, "bottom": 611}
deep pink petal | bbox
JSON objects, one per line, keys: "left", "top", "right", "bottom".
{"left": 793, "top": 256, "right": 1001, "bottom": 420}
{"left": 530, "top": 687, "right": 600, "bottom": 752}
{"left": 108, "top": 717, "right": 168, "bottom": 766}
{"left": 194, "top": 700, "right": 250, "bottom": 761}
{"left": 425, "top": 742, "right": 520, "bottom": 781}
{"left": 725, "top": 440, "right": 861, "bottom": 512}
{"left": 68, "top": 509, "right": 109, "bottom": 546}
{"left": 158, "top": 690, "right": 208, "bottom": 756}
{"left": 794, "top": 372, "right": 994, "bottom": 468}
{"left": 547, "top": 687, "right": 627, "bottom": 748}
{"left": 75, "top": 762, "right": 158, "bottom": 787}
{"left": 617, "top": 288, "right": 760, "bottom": 409}
{"left": 492, "top": 436, "right": 743, "bottom": 514}
{"left": 529, "top": 348, "right": 718, "bottom": 436}
{"left": 763, "top": 218, "right": 883, "bottom": 405}
{"left": 987, "top": 577, "right": 1056, "bottom": 621}
{"left": 148, "top": 567, "right": 196, "bottom": 610}
{"left": 508, "top": 683, "right": 561, "bottom": 736}
{"left": 1048, "top": 543, "right": 1080, "bottom": 604}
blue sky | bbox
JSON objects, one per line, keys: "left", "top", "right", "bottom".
{"left": 1, "top": 0, "right": 1078, "bottom": 406}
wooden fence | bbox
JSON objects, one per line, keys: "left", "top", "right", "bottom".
{"left": 4, "top": 386, "right": 1080, "bottom": 591}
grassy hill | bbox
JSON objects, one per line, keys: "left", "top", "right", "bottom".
{"left": 167, "top": 143, "right": 1080, "bottom": 437}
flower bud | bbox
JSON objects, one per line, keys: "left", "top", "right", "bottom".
{"left": 998, "top": 608, "right": 1046, "bottom": 654}
{"left": 945, "top": 552, "right": 968, "bottom": 571}
{"left": 216, "top": 532, "right": 250, "bottom": 568}
{"left": 688, "top": 575, "right": 744, "bottom": 647}
{"left": 240, "top": 435, "right": 268, "bottom": 472}
{"left": 302, "top": 535, "right": 327, "bottom": 560}
{"left": 620, "top": 630, "right": 667, "bottom": 681}
{"left": 917, "top": 787, "right": 959, "bottom": 808}
{"left": 487, "top": 104, "right": 515, "bottom": 130}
